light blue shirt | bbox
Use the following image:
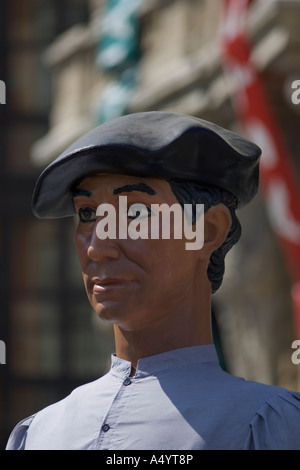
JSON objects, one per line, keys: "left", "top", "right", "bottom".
{"left": 6, "top": 345, "right": 300, "bottom": 450}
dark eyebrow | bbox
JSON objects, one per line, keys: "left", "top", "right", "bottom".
{"left": 72, "top": 188, "right": 92, "bottom": 198}
{"left": 113, "top": 183, "right": 156, "bottom": 196}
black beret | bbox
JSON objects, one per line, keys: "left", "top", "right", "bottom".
{"left": 32, "top": 111, "right": 261, "bottom": 218}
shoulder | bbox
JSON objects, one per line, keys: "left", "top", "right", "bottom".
{"left": 241, "top": 386, "right": 300, "bottom": 449}
{"left": 5, "top": 374, "right": 109, "bottom": 450}
{"left": 205, "top": 368, "right": 300, "bottom": 449}
{"left": 6, "top": 415, "right": 36, "bottom": 450}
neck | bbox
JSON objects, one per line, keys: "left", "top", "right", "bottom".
{"left": 113, "top": 289, "right": 213, "bottom": 374}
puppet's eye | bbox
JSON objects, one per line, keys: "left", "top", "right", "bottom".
{"left": 78, "top": 207, "right": 97, "bottom": 223}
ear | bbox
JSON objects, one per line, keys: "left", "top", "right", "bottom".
{"left": 201, "top": 204, "right": 232, "bottom": 260}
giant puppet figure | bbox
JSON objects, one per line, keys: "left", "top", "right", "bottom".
{"left": 7, "top": 112, "right": 300, "bottom": 450}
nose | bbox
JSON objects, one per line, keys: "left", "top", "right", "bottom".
{"left": 87, "top": 225, "right": 121, "bottom": 262}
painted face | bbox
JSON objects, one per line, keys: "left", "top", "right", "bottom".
{"left": 73, "top": 174, "right": 204, "bottom": 331}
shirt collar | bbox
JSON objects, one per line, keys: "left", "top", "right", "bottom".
{"left": 109, "top": 344, "right": 219, "bottom": 379}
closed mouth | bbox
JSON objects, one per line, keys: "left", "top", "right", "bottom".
{"left": 92, "top": 278, "right": 128, "bottom": 294}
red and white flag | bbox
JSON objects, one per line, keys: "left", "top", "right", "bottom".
{"left": 221, "top": 0, "right": 300, "bottom": 336}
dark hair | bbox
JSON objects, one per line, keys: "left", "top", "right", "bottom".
{"left": 168, "top": 180, "right": 242, "bottom": 293}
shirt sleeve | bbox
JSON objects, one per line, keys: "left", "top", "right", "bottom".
{"left": 243, "top": 390, "right": 300, "bottom": 450}
{"left": 5, "top": 415, "right": 36, "bottom": 450}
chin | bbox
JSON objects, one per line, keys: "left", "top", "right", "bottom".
{"left": 93, "top": 304, "right": 141, "bottom": 331}
{"left": 92, "top": 300, "right": 125, "bottom": 324}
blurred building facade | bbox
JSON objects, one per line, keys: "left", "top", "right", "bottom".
{"left": 1, "top": 0, "right": 300, "bottom": 448}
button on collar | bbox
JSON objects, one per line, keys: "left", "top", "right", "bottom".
{"left": 123, "top": 377, "right": 131, "bottom": 386}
